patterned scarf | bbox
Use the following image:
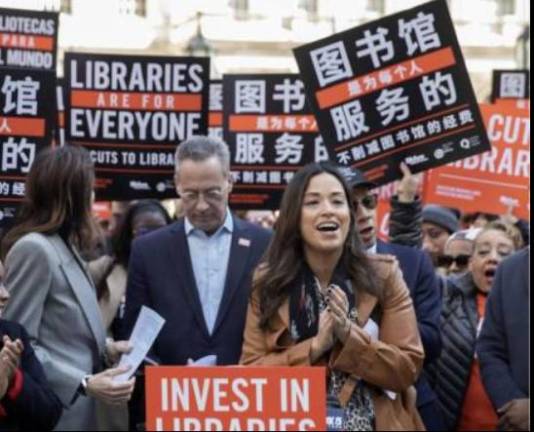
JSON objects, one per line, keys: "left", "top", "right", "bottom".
{"left": 289, "top": 261, "right": 355, "bottom": 343}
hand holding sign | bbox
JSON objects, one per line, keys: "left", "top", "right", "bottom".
{"left": 396, "top": 162, "right": 423, "bottom": 203}
{"left": 501, "top": 202, "right": 519, "bottom": 225}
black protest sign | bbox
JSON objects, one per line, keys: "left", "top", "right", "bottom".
{"left": 208, "top": 80, "right": 223, "bottom": 141}
{"left": 0, "top": 68, "right": 55, "bottom": 227}
{"left": 294, "top": 0, "right": 490, "bottom": 185}
{"left": 65, "top": 53, "right": 210, "bottom": 201}
{"left": 0, "top": 7, "right": 58, "bottom": 71}
{"left": 223, "top": 74, "right": 332, "bottom": 209}
{"left": 491, "top": 70, "right": 530, "bottom": 102}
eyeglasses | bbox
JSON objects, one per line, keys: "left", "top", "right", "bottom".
{"left": 352, "top": 194, "right": 378, "bottom": 212}
{"left": 180, "top": 188, "right": 225, "bottom": 205}
{"left": 437, "top": 254, "right": 471, "bottom": 268}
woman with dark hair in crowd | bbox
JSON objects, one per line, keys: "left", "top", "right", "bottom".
{"left": 1, "top": 146, "right": 135, "bottom": 431}
{"left": 430, "top": 221, "right": 518, "bottom": 431}
{"left": 91, "top": 200, "right": 172, "bottom": 335}
{"left": 87, "top": 199, "right": 171, "bottom": 431}
{"left": 240, "top": 162, "right": 424, "bottom": 431}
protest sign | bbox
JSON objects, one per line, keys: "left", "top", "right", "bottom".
{"left": 491, "top": 69, "right": 530, "bottom": 102}
{"left": 376, "top": 198, "right": 391, "bottom": 242}
{"left": 425, "top": 103, "right": 530, "bottom": 219}
{"left": 145, "top": 366, "right": 326, "bottom": 431}
{"left": 0, "top": 67, "right": 55, "bottom": 227}
{"left": 223, "top": 74, "right": 331, "bottom": 209}
{"left": 65, "top": 53, "right": 210, "bottom": 200}
{"left": 494, "top": 98, "right": 530, "bottom": 111}
{"left": 0, "top": 7, "right": 58, "bottom": 70}
{"left": 208, "top": 80, "right": 223, "bottom": 141}
{"left": 294, "top": 0, "right": 489, "bottom": 185}
{"left": 54, "top": 77, "right": 65, "bottom": 146}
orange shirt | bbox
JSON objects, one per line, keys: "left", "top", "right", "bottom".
{"left": 457, "top": 294, "right": 499, "bottom": 431}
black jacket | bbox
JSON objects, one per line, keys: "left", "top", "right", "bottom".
{"left": 388, "top": 195, "right": 423, "bottom": 248}
{"left": 429, "top": 273, "right": 479, "bottom": 431}
{"left": 0, "top": 320, "right": 62, "bottom": 431}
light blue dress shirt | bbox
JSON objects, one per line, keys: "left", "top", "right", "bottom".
{"left": 185, "top": 211, "right": 233, "bottom": 335}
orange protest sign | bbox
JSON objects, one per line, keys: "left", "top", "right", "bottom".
{"left": 494, "top": 99, "right": 530, "bottom": 111}
{"left": 425, "top": 104, "right": 530, "bottom": 219}
{"left": 376, "top": 199, "right": 391, "bottom": 242}
{"left": 145, "top": 366, "right": 326, "bottom": 431}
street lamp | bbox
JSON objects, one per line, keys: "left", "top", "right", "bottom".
{"left": 186, "top": 12, "right": 212, "bottom": 57}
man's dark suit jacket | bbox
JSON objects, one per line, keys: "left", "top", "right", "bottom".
{"left": 123, "top": 215, "right": 272, "bottom": 365}
{"left": 376, "top": 240, "right": 442, "bottom": 409}
{"left": 0, "top": 319, "right": 62, "bottom": 431}
{"left": 478, "top": 247, "right": 529, "bottom": 410}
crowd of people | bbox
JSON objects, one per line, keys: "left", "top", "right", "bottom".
{"left": 0, "top": 135, "right": 529, "bottom": 431}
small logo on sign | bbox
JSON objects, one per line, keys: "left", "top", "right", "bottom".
{"left": 434, "top": 142, "right": 454, "bottom": 160}
{"left": 405, "top": 154, "right": 428, "bottom": 165}
{"left": 460, "top": 138, "right": 471, "bottom": 149}
{"left": 434, "top": 149, "right": 445, "bottom": 160}
{"left": 238, "top": 238, "right": 251, "bottom": 247}
{"left": 130, "top": 181, "right": 151, "bottom": 191}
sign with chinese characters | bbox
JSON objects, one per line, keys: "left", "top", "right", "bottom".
{"left": 425, "top": 104, "right": 530, "bottom": 220}
{"left": 0, "top": 7, "right": 58, "bottom": 70}
{"left": 491, "top": 69, "right": 530, "bottom": 102}
{"left": 0, "top": 68, "right": 55, "bottom": 227}
{"left": 145, "top": 367, "right": 326, "bottom": 431}
{"left": 208, "top": 80, "right": 223, "bottom": 141}
{"left": 223, "top": 74, "right": 332, "bottom": 209}
{"left": 294, "top": 0, "right": 490, "bottom": 185}
{"left": 65, "top": 53, "right": 210, "bottom": 201}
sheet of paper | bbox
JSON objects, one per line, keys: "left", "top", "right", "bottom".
{"left": 363, "top": 317, "right": 396, "bottom": 400}
{"left": 114, "top": 306, "right": 165, "bottom": 382}
{"left": 187, "top": 355, "right": 217, "bottom": 367}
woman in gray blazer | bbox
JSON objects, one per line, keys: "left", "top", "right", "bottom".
{"left": 1, "top": 146, "right": 135, "bottom": 431}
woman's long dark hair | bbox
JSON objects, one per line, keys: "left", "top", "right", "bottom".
{"left": 255, "top": 162, "right": 381, "bottom": 330}
{"left": 112, "top": 200, "right": 172, "bottom": 267}
{"left": 1, "top": 145, "right": 98, "bottom": 259}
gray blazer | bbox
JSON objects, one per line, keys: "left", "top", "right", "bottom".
{"left": 3, "top": 232, "right": 106, "bottom": 431}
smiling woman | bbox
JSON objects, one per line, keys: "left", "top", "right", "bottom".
{"left": 240, "top": 162, "right": 425, "bottom": 431}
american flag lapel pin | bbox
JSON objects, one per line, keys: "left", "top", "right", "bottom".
{"left": 238, "top": 237, "right": 251, "bottom": 247}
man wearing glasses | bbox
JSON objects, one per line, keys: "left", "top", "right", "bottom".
{"left": 122, "top": 136, "right": 271, "bottom": 428}
{"left": 341, "top": 165, "right": 444, "bottom": 431}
